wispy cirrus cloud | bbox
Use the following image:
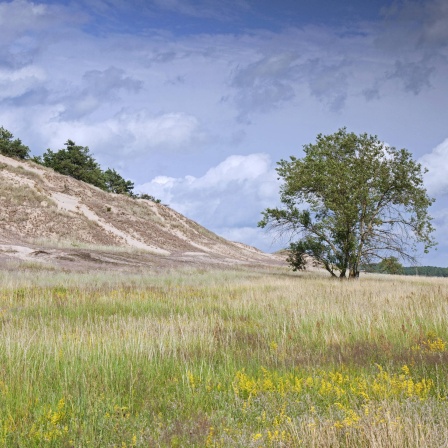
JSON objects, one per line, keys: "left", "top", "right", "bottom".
{"left": 0, "top": 65, "right": 46, "bottom": 100}
{"left": 231, "top": 53, "right": 300, "bottom": 119}
{"left": 0, "top": 0, "right": 86, "bottom": 67}
{"left": 379, "top": 0, "right": 448, "bottom": 53}
{"left": 369, "top": 0, "right": 448, "bottom": 96}
{"left": 152, "top": 0, "right": 251, "bottom": 20}
{"left": 58, "top": 67, "right": 143, "bottom": 120}
{"left": 387, "top": 59, "right": 435, "bottom": 95}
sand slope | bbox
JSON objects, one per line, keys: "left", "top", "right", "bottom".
{"left": 0, "top": 154, "right": 285, "bottom": 270}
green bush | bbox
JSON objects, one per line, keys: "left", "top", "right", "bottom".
{"left": 0, "top": 126, "right": 30, "bottom": 159}
{"left": 41, "top": 140, "right": 107, "bottom": 190}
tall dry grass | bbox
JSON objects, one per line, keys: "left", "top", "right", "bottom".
{"left": 0, "top": 267, "right": 447, "bottom": 446}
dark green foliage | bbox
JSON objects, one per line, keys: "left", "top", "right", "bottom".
{"left": 31, "top": 155, "right": 43, "bottom": 164}
{"left": 0, "top": 125, "right": 164, "bottom": 202}
{"left": 363, "top": 263, "right": 448, "bottom": 277}
{"left": 104, "top": 168, "right": 134, "bottom": 195}
{"left": 402, "top": 266, "right": 448, "bottom": 277}
{"left": 0, "top": 126, "right": 30, "bottom": 159}
{"left": 137, "top": 193, "right": 162, "bottom": 203}
{"left": 259, "top": 128, "right": 436, "bottom": 278}
{"left": 378, "top": 257, "right": 404, "bottom": 275}
{"left": 287, "top": 238, "right": 336, "bottom": 273}
{"left": 362, "top": 263, "right": 380, "bottom": 274}
{"left": 42, "top": 140, "right": 107, "bottom": 190}
{"left": 41, "top": 141, "right": 136, "bottom": 196}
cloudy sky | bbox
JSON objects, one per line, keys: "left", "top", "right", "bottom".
{"left": 1, "top": 0, "right": 448, "bottom": 266}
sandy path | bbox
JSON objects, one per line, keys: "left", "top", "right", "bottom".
{"left": 0, "top": 244, "right": 36, "bottom": 261}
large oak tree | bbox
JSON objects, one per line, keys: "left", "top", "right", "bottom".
{"left": 259, "top": 128, "right": 436, "bottom": 278}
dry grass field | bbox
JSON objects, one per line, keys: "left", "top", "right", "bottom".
{"left": 0, "top": 264, "right": 447, "bottom": 447}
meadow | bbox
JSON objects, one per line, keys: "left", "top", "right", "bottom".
{"left": 0, "top": 265, "right": 447, "bottom": 447}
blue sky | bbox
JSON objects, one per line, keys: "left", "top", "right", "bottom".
{"left": 1, "top": 0, "right": 448, "bottom": 266}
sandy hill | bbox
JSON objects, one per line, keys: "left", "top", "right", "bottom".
{"left": 0, "top": 154, "right": 285, "bottom": 271}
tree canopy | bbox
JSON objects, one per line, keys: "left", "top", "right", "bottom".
{"left": 42, "top": 140, "right": 107, "bottom": 190}
{"left": 104, "top": 168, "right": 134, "bottom": 195}
{"left": 259, "top": 128, "right": 436, "bottom": 278}
{"left": 0, "top": 125, "right": 163, "bottom": 202}
{"left": 377, "top": 256, "right": 404, "bottom": 275}
{"left": 40, "top": 141, "right": 140, "bottom": 196}
{"left": 0, "top": 126, "right": 30, "bottom": 159}
{"left": 137, "top": 193, "right": 161, "bottom": 203}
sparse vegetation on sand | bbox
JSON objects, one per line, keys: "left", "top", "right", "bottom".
{"left": 0, "top": 267, "right": 447, "bottom": 447}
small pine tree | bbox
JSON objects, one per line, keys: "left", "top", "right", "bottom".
{"left": 104, "top": 168, "right": 134, "bottom": 195}
{"left": 0, "top": 126, "right": 30, "bottom": 159}
{"left": 137, "top": 193, "right": 162, "bottom": 203}
{"left": 42, "top": 140, "right": 106, "bottom": 190}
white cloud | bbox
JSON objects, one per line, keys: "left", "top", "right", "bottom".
{"left": 419, "top": 138, "right": 448, "bottom": 197}
{"left": 0, "top": 65, "right": 46, "bottom": 100}
{"left": 0, "top": 0, "right": 48, "bottom": 35}
{"left": 217, "top": 226, "right": 284, "bottom": 252}
{"left": 195, "top": 154, "right": 273, "bottom": 188}
{"left": 416, "top": 137, "right": 448, "bottom": 266}
{"left": 136, "top": 153, "right": 281, "bottom": 250}
{"left": 33, "top": 109, "right": 204, "bottom": 162}
{"left": 0, "top": 0, "right": 85, "bottom": 57}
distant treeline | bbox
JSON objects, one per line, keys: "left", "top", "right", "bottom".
{"left": 363, "top": 262, "right": 448, "bottom": 277}
{"left": 402, "top": 266, "right": 448, "bottom": 277}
